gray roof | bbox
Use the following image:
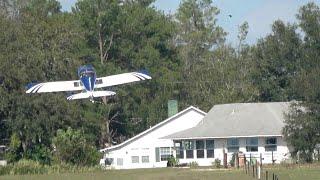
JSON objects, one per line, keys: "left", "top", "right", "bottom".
{"left": 163, "top": 102, "right": 290, "bottom": 139}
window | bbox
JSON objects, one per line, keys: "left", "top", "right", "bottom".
{"left": 105, "top": 158, "right": 114, "bottom": 165}
{"left": 265, "top": 137, "right": 277, "bottom": 151}
{"left": 184, "top": 140, "right": 194, "bottom": 159}
{"left": 117, "top": 158, "right": 123, "bottom": 166}
{"left": 206, "top": 140, "right": 214, "bottom": 158}
{"left": 175, "top": 141, "right": 184, "bottom": 159}
{"left": 155, "top": 147, "right": 160, "bottom": 162}
{"left": 246, "top": 137, "right": 258, "bottom": 152}
{"left": 160, "top": 147, "right": 172, "bottom": 161}
{"left": 131, "top": 156, "right": 139, "bottom": 163}
{"left": 227, "top": 138, "right": 239, "bottom": 153}
{"left": 196, "top": 140, "right": 204, "bottom": 158}
{"left": 142, "top": 156, "right": 149, "bottom": 163}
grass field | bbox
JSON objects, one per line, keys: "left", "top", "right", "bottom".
{"left": 1, "top": 166, "right": 320, "bottom": 180}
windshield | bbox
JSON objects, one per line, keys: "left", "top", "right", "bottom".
{"left": 78, "top": 65, "right": 96, "bottom": 78}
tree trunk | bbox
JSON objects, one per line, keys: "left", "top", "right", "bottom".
{"left": 99, "top": 96, "right": 112, "bottom": 148}
{"left": 98, "top": 26, "right": 104, "bottom": 64}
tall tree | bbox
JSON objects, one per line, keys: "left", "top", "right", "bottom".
{"left": 251, "top": 20, "right": 302, "bottom": 101}
{"left": 175, "top": 0, "right": 225, "bottom": 110}
{"left": 283, "top": 2, "right": 320, "bottom": 162}
{"left": 75, "top": 0, "right": 180, "bottom": 147}
{"left": 74, "top": 0, "right": 121, "bottom": 64}
{"left": 175, "top": 0, "right": 257, "bottom": 111}
{"left": 0, "top": 0, "right": 102, "bottom": 162}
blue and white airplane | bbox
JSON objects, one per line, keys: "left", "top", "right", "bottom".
{"left": 26, "top": 65, "right": 151, "bottom": 101}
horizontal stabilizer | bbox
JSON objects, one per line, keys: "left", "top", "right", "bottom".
{"left": 67, "top": 91, "right": 116, "bottom": 100}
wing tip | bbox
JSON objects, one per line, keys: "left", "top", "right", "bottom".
{"left": 138, "top": 69, "right": 152, "bottom": 79}
{"left": 25, "top": 82, "right": 39, "bottom": 93}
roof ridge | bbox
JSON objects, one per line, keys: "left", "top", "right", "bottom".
{"left": 213, "top": 101, "right": 290, "bottom": 106}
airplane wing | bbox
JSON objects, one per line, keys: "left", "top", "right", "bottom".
{"left": 95, "top": 71, "right": 151, "bottom": 89}
{"left": 67, "top": 91, "right": 116, "bottom": 100}
{"left": 26, "top": 80, "right": 84, "bottom": 93}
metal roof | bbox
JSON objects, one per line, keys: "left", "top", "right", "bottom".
{"left": 162, "top": 102, "right": 291, "bottom": 140}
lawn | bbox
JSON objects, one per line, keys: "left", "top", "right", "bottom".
{"left": 1, "top": 166, "right": 320, "bottom": 180}
{"left": 262, "top": 165, "right": 320, "bottom": 180}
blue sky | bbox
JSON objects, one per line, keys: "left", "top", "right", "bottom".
{"left": 58, "top": 0, "right": 320, "bottom": 45}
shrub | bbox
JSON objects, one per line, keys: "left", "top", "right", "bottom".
{"left": 167, "top": 156, "right": 179, "bottom": 167}
{"left": 0, "top": 164, "right": 12, "bottom": 175}
{"left": 10, "top": 159, "right": 47, "bottom": 175}
{"left": 25, "top": 144, "right": 52, "bottom": 165}
{"left": 189, "top": 161, "right": 198, "bottom": 168}
{"left": 213, "top": 158, "right": 221, "bottom": 168}
{"left": 229, "top": 153, "right": 236, "bottom": 167}
{"left": 249, "top": 158, "right": 257, "bottom": 165}
{"left": 5, "top": 133, "right": 23, "bottom": 163}
{"left": 0, "top": 160, "right": 103, "bottom": 176}
{"left": 52, "top": 127, "right": 100, "bottom": 166}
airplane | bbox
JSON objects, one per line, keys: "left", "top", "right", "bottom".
{"left": 26, "top": 65, "right": 151, "bottom": 102}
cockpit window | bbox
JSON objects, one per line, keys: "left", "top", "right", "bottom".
{"left": 78, "top": 65, "right": 96, "bottom": 78}
{"left": 80, "top": 71, "right": 95, "bottom": 78}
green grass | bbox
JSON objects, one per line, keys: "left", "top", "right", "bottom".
{"left": 261, "top": 165, "right": 320, "bottom": 180}
{"left": 1, "top": 166, "right": 320, "bottom": 180}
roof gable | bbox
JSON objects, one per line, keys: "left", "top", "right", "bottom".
{"left": 100, "top": 106, "right": 206, "bottom": 152}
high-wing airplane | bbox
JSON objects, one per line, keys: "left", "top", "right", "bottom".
{"left": 26, "top": 65, "right": 151, "bottom": 102}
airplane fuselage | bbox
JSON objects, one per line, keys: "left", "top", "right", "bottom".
{"left": 78, "top": 65, "right": 96, "bottom": 93}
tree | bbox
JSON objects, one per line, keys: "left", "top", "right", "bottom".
{"left": 175, "top": 0, "right": 257, "bottom": 111}
{"left": 237, "top": 21, "right": 249, "bottom": 56}
{"left": 283, "top": 102, "right": 320, "bottom": 162}
{"left": 283, "top": 2, "right": 320, "bottom": 162}
{"left": 0, "top": 0, "right": 103, "bottom": 163}
{"left": 75, "top": 0, "right": 180, "bottom": 146}
{"left": 5, "top": 133, "right": 23, "bottom": 163}
{"left": 175, "top": 0, "right": 225, "bottom": 110}
{"left": 251, "top": 20, "right": 302, "bottom": 101}
{"left": 52, "top": 127, "right": 100, "bottom": 166}
{"left": 74, "top": 0, "right": 121, "bottom": 64}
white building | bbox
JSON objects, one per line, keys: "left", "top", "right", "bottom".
{"left": 163, "top": 102, "right": 292, "bottom": 166}
{"left": 100, "top": 102, "right": 293, "bottom": 169}
{"left": 99, "top": 106, "right": 206, "bottom": 169}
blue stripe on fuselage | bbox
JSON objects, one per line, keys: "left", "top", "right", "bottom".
{"left": 80, "top": 75, "right": 96, "bottom": 92}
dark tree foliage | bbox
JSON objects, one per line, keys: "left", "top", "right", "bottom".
{"left": 53, "top": 127, "right": 100, "bottom": 166}
{"left": 251, "top": 20, "right": 302, "bottom": 102}
{"left": 283, "top": 2, "right": 320, "bottom": 162}
{"left": 0, "top": 0, "right": 319, "bottom": 165}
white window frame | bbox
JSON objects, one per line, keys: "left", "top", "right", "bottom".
{"left": 196, "top": 140, "right": 205, "bottom": 159}
{"left": 246, "top": 137, "right": 259, "bottom": 152}
{"left": 206, "top": 139, "right": 215, "bottom": 158}
{"left": 142, "top": 156, "right": 149, "bottom": 163}
{"left": 227, "top": 138, "right": 239, "bottom": 153}
{"left": 174, "top": 141, "right": 184, "bottom": 159}
{"left": 131, "top": 156, "right": 139, "bottom": 163}
{"left": 159, "top": 147, "right": 173, "bottom": 161}
{"left": 117, "top": 158, "right": 123, "bottom": 166}
{"left": 265, "top": 137, "right": 277, "bottom": 152}
{"left": 184, "top": 140, "right": 195, "bottom": 159}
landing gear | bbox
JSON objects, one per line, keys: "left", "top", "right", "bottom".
{"left": 90, "top": 96, "right": 95, "bottom": 103}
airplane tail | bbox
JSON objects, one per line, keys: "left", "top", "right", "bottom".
{"left": 67, "top": 91, "right": 116, "bottom": 100}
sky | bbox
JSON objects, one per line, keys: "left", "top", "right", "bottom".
{"left": 58, "top": 0, "right": 320, "bottom": 45}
